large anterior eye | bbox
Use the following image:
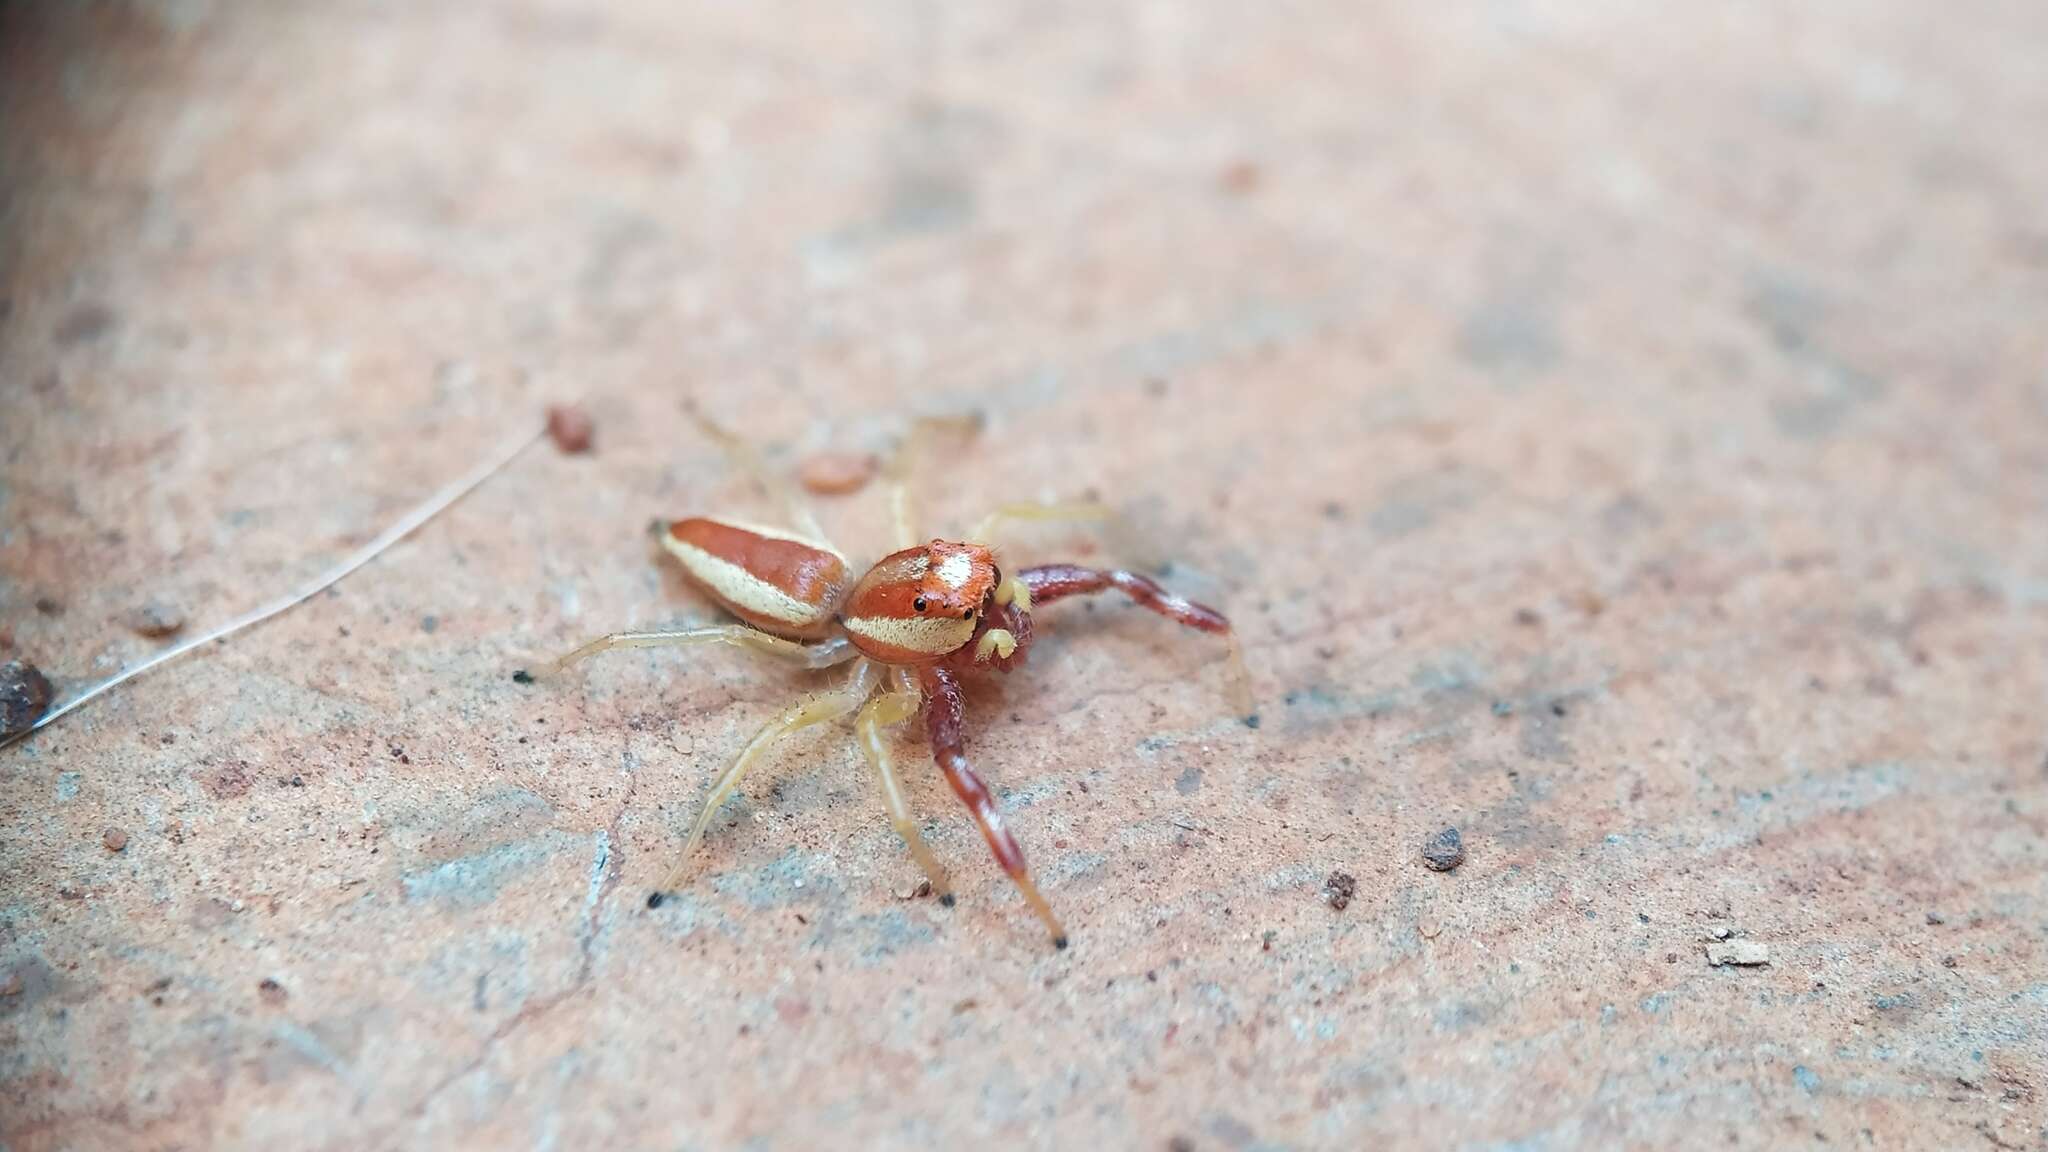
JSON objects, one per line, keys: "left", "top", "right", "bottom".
{"left": 913, "top": 596, "right": 928, "bottom": 613}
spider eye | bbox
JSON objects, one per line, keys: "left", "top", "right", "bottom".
{"left": 963, "top": 609, "right": 974, "bottom": 620}
{"left": 913, "top": 596, "right": 928, "bottom": 613}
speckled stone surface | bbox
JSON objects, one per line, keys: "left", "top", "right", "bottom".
{"left": 4, "top": 3, "right": 2045, "bottom": 1149}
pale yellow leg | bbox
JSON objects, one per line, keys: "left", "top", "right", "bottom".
{"left": 518, "top": 628, "right": 855, "bottom": 681}
{"left": 885, "top": 413, "right": 985, "bottom": 548}
{"left": 968, "top": 500, "right": 1115, "bottom": 549}
{"left": 855, "top": 686, "right": 954, "bottom": 901}
{"left": 685, "top": 401, "right": 831, "bottom": 544}
{"left": 656, "top": 659, "right": 883, "bottom": 892}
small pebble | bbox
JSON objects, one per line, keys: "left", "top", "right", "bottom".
{"left": 546, "top": 404, "right": 595, "bottom": 454}
{"left": 1421, "top": 826, "right": 1465, "bottom": 872}
{"left": 1323, "top": 870, "right": 1357, "bottom": 911}
{"left": 1217, "top": 159, "right": 1262, "bottom": 196}
{"left": 1705, "top": 940, "right": 1770, "bottom": 967}
{"left": 0, "top": 970, "right": 22, "bottom": 997}
{"left": 1, "top": 658, "right": 54, "bottom": 736}
{"left": 102, "top": 827, "right": 128, "bottom": 852}
{"left": 797, "top": 451, "right": 878, "bottom": 496}
{"left": 124, "top": 600, "right": 186, "bottom": 639}
{"left": 258, "top": 977, "right": 287, "bottom": 1006}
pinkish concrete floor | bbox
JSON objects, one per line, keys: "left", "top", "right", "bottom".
{"left": 4, "top": 3, "right": 2046, "bottom": 1150}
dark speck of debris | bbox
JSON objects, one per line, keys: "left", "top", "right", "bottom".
{"left": 1243, "top": 713, "right": 1261, "bottom": 730}
{"left": 258, "top": 978, "right": 287, "bottom": 1006}
{"left": 1942, "top": 955, "right": 1958, "bottom": 968}
{"left": 512, "top": 669, "right": 535, "bottom": 684}
{"left": 53, "top": 301, "right": 117, "bottom": 346}
{"left": 1, "top": 659, "right": 55, "bottom": 736}
{"left": 1261, "top": 930, "right": 1277, "bottom": 952}
{"left": 1550, "top": 700, "right": 1568, "bottom": 718}
{"left": 1491, "top": 699, "right": 1514, "bottom": 717}
{"left": 1054, "top": 935, "right": 1070, "bottom": 950}
{"left": 34, "top": 597, "right": 63, "bottom": 616}
{"left": 420, "top": 615, "right": 439, "bottom": 634}
{"left": 1513, "top": 607, "right": 1542, "bottom": 627}
{"left": 1422, "top": 827, "right": 1466, "bottom": 872}
{"left": 1324, "top": 871, "right": 1356, "bottom": 911}
{"left": 646, "top": 891, "right": 665, "bottom": 909}
{"left": 125, "top": 600, "right": 186, "bottom": 639}
{"left": 1925, "top": 912, "right": 1944, "bottom": 925}
{"left": 102, "top": 827, "right": 128, "bottom": 852}
{"left": 1322, "top": 501, "right": 1345, "bottom": 520}
{"left": 940, "top": 893, "right": 956, "bottom": 908}
{"left": 1169, "top": 1138, "right": 1197, "bottom": 1152}
{"left": 546, "top": 403, "right": 595, "bottom": 454}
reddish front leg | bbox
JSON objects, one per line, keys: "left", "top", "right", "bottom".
{"left": 1019, "top": 564, "right": 1230, "bottom": 632}
{"left": 1018, "top": 564, "right": 1253, "bottom": 715}
{"left": 918, "top": 664, "right": 1068, "bottom": 947}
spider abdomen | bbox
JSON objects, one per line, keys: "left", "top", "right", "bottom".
{"left": 660, "top": 517, "right": 849, "bottom": 640}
